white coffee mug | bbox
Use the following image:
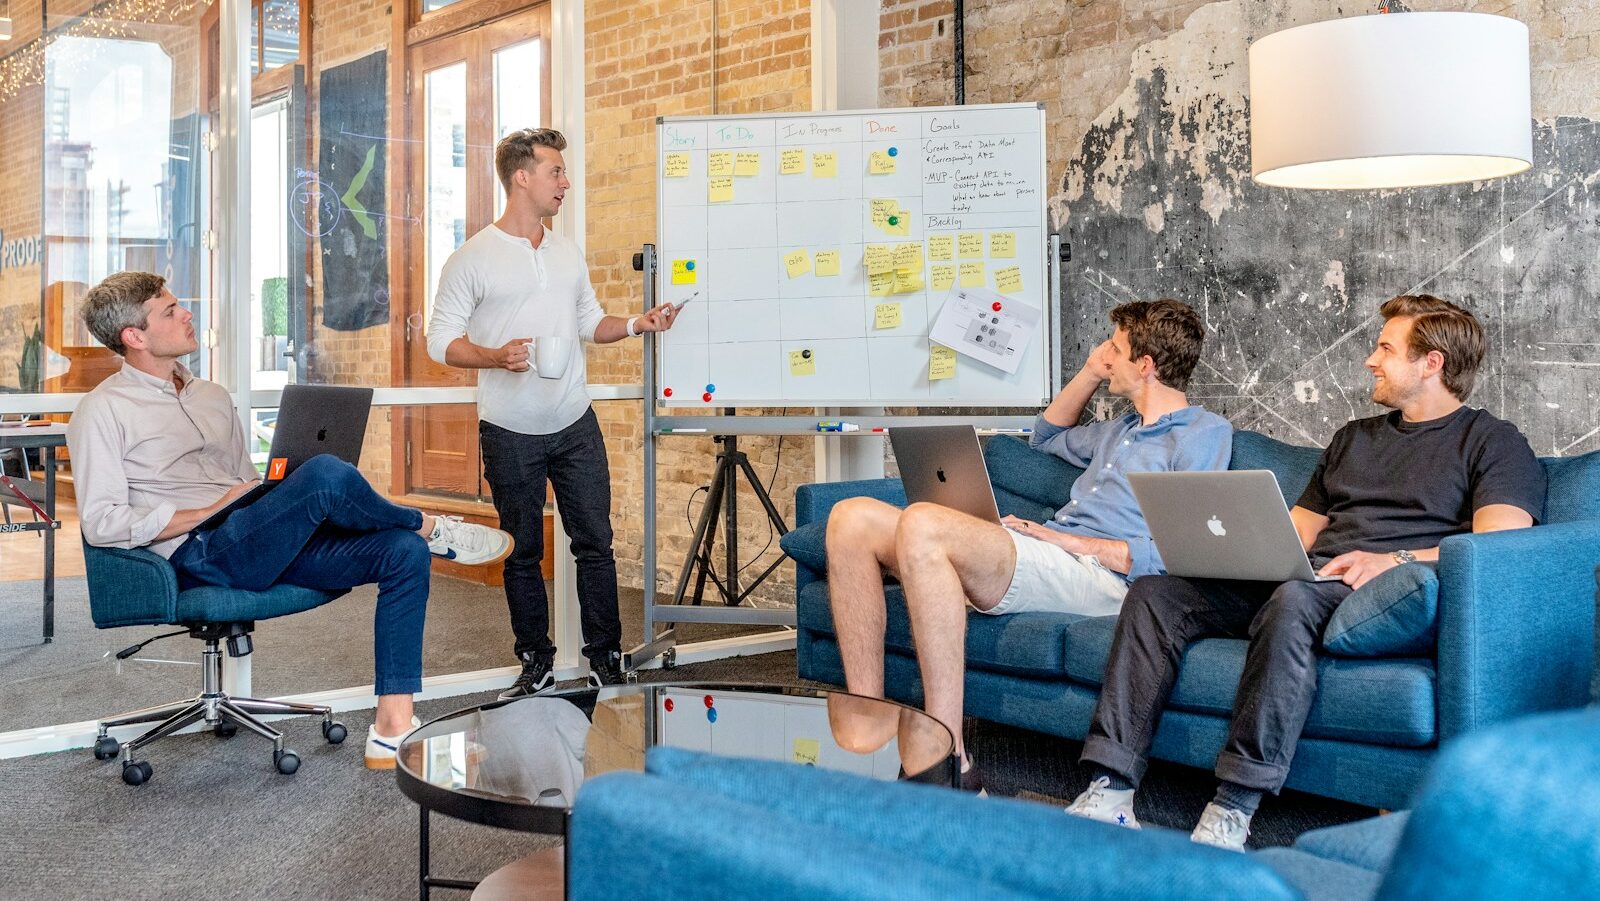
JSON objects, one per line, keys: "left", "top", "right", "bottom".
{"left": 527, "top": 336, "right": 573, "bottom": 379}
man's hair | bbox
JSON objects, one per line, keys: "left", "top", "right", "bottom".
{"left": 1378, "top": 294, "right": 1486, "bottom": 400}
{"left": 495, "top": 128, "right": 567, "bottom": 192}
{"left": 1108, "top": 299, "right": 1206, "bottom": 391}
{"left": 80, "top": 272, "right": 165, "bottom": 356}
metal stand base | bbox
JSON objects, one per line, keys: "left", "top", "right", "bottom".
{"left": 672, "top": 432, "right": 790, "bottom": 608}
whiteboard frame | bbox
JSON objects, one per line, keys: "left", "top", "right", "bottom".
{"left": 653, "top": 102, "right": 1057, "bottom": 408}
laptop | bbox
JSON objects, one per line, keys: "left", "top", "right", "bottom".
{"left": 1127, "top": 470, "right": 1342, "bottom": 582}
{"left": 888, "top": 425, "right": 1001, "bottom": 524}
{"left": 194, "top": 384, "right": 375, "bottom": 532}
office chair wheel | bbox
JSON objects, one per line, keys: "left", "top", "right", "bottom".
{"left": 213, "top": 720, "right": 238, "bottom": 739}
{"left": 93, "top": 736, "right": 120, "bottom": 761}
{"left": 122, "top": 760, "right": 153, "bottom": 786}
{"left": 322, "top": 720, "right": 348, "bottom": 744}
{"left": 274, "top": 749, "right": 301, "bottom": 775}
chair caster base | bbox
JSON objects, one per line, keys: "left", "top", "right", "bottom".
{"left": 274, "top": 748, "right": 301, "bottom": 775}
{"left": 122, "top": 760, "right": 153, "bottom": 786}
{"left": 93, "top": 736, "right": 120, "bottom": 761}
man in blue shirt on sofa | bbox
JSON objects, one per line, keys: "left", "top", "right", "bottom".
{"left": 826, "top": 299, "right": 1232, "bottom": 786}
{"left": 1066, "top": 294, "right": 1546, "bottom": 850}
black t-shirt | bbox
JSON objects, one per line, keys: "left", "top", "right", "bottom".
{"left": 1297, "top": 406, "right": 1546, "bottom": 563}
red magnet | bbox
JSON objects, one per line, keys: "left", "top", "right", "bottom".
{"left": 663, "top": 387, "right": 674, "bottom": 398}
{"left": 992, "top": 301, "right": 1003, "bottom": 312}
{"left": 664, "top": 698, "right": 675, "bottom": 712}
{"left": 702, "top": 392, "right": 713, "bottom": 402}
{"left": 703, "top": 695, "right": 715, "bottom": 708}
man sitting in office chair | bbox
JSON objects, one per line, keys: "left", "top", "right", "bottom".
{"left": 67, "top": 271, "right": 514, "bottom": 769}
{"left": 825, "top": 299, "right": 1233, "bottom": 790}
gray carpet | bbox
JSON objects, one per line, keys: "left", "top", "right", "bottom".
{"left": 0, "top": 576, "right": 771, "bottom": 733}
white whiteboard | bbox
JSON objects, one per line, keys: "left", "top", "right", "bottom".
{"left": 655, "top": 103, "right": 1053, "bottom": 407}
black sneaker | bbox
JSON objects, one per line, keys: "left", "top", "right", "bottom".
{"left": 587, "top": 651, "right": 625, "bottom": 687}
{"left": 498, "top": 654, "right": 555, "bottom": 700}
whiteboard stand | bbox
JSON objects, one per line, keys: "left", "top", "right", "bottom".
{"left": 671, "top": 430, "right": 792, "bottom": 608}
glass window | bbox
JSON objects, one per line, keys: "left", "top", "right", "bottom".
{"left": 250, "top": 99, "right": 290, "bottom": 391}
{"left": 424, "top": 62, "right": 468, "bottom": 333}
{"left": 493, "top": 38, "right": 542, "bottom": 216}
{"left": 261, "top": 0, "right": 300, "bottom": 72}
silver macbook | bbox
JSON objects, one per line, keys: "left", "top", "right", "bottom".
{"left": 888, "top": 425, "right": 1001, "bottom": 524}
{"left": 1128, "top": 470, "right": 1341, "bottom": 582}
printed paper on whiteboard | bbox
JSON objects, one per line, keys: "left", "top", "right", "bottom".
{"left": 928, "top": 286, "right": 1039, "bottom": 375}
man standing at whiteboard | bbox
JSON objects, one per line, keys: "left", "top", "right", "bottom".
{"left": 825, "top": 300, "right": 1231, "bottom": 790}
{"left": 429, "top": 127, "right": 677, "bottom": 696}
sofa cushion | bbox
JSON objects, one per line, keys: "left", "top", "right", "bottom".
{"left": 1293, "top": 812, "right": 1411, "bottom": 872}
{"left": 1228, "top": 430, "right": 1323, "bottom": 502}
{"left": 1540, "top": 449, "right": 1600, "bottom": 525}
{"left": 1062, "top": 616, "right": 1438, "bottom": 747}
{"left": 797, "top": 581, "right": 1087, "bottom": 679}
{"left": 1254, "top": 848, "right": 1383, "bottom": 901}
{"left": 984, "top": 435, "right": 1083, "bottom": 514}
{"left": 1322, "top": 563, "right": 1439, "bottom": 657}
{"left": 779, "top": 520, "right": 830, "bottom": 574}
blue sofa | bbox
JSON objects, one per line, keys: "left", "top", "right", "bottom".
{"left": 788, "top": 432, "right": 1600, "bottom": 809}
{"left": 568, "top": 708, "right": 1600, "bottom": 900}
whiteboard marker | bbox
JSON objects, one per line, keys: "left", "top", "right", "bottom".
{"left": 661, "top": 428, "right": 707, "bottom": 434}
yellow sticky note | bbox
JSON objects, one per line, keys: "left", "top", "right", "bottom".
{"left": 958, "top": 233, "right": 984, "bottom": 259}
{"left": 792, "top": 738, "right": 820, "bottom": 765}
{"left": 780, "top": 148, "right": 805, "bottom": 175}
{"left": 789, "top": 349, "right": 817, "bottom": 376}
{"left": 929, "top": 345, "right": 957, "bottom": 381}
{"left": 990, "top": 232, "right": 1017, "bottom": 258}
{"left": 664, "top": 153, "right": 690, "bottom": 178}
{"left": 863, "top": 244, "right": 894, "bottom": 276}
{"left": 734, "top": 151, "right": 761, "bottom": 177}
{"left": 886, "top": 209, "right": 911, "bottom": 236}
{"left": 868, "top": 271, "right": 894, "bottom": 297}
{"left": 959, "top": 262, "right": 986, "bottom": 288}
{"left": 671, "top": 259, "right": 698, "bottom": 285}
{"left": 870, "top": 199, "right": 897, "bottom": 229}
{"left": 892, "top": 241, "right": 924, "bottom": 272}
{"left": 708, "top": 177, "right": 734, "bottom": 203}
{"left": 783, "top": 249, "right": 811, "bottom": 279}
{"left": 874, "top": 302, "right": 903, "bottom": 330}
{"left": 813, "top": 249, "right": 840, "bottom": 277}
{"left": 708, "top": 151, "right": 734, "bottom": 177}
{"left": 931, "top": 264, "right": 956, "bottom": 291}
{"left": 811, "top": 151, "right": 837, "bottom": 177}
{"left": 868, "top": 150, "right": 897, "bottom": 175}
{"left": 928, "top": 235, "right": 954, "bottom": 261}
{"left": 892, "top": 269, "right": 924, "bottom": 294}
{"left": 995, "top": 265, "right": 1024, "bottom": 294}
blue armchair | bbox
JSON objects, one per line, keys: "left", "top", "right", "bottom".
{"left": 84, "top": 542, "right": 350, "bottom": 785}
{"left": 567, "top": 708, "right": 1600, "bottom": 901}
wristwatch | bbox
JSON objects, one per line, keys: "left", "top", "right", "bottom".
{"left": 1391, "top": 549, "right": 1417, "bottom": 565}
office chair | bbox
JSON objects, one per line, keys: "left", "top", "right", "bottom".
{"left": 83, "top": 542, "right": 351, "bottom": 785}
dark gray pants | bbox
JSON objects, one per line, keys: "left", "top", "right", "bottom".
{"left": 1080, "top": 575, "right": 1353, "bottom": 793}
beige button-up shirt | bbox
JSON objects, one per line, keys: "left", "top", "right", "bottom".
{"left": 66, "top": 362, "right": 257, "bottom": 558}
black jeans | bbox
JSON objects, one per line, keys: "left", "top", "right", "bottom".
{"left": 479, "top": 408, "right": 621, "bottom": 661}
{"left": 1080, "top": 575, "right": 1353, "bottom": 793}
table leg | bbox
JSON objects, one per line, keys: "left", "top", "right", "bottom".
{"left": 416, "top": 805, "right": 482, "bottom": 897}
{"left": 43, "top": 445, "right": 55, "bottom": 644}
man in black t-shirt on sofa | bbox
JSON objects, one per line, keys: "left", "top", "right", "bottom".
{"left": 1063, "top": 294, "right": 1546, "bottom": 851}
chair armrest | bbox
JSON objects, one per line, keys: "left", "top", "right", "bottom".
{"left": 1435, "top": 521, "right": 1599, "bottom": 740}
{"left": 793, "top": 478, "right": 906, "bottom": 527}
{"left": 82, "top": 543, "right": 180, "bottom": 628}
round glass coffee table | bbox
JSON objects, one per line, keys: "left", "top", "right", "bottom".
{"left": 395, "top": 681, "right": 956, "bottom": 899}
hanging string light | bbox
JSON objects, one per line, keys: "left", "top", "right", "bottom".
{"left": 0, "top": 0, "right": 209, "bottom": 103}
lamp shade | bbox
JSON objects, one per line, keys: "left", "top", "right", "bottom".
{"left": 1249, "top": 12, "right": 1531, "bottom": 190}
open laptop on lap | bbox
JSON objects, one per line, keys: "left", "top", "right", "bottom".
{"left": 888, "top": 425, "right": 1001, "bottom": 524}
{"left": 194, "top": 384, "right": 374, "bottom": 533}
{"left": 1128, "top": 470, "right": 1342, "bottom": 582}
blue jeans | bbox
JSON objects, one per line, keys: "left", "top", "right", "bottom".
{"left": 169, "top": 454, "right": 430, "bottom": 696}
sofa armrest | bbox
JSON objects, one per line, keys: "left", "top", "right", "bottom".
{"left": 1435, "top": 521, "right": 1599, "bottom": 740}
{"left": 82, "top": 543, "right": 181, "bottom": 628}
{"left": 793, "top": 478, "right": 906, "bottom": 527}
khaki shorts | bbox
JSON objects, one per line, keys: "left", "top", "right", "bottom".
{"left": 984, "top": 529, "right": 1129, "bottom": 617}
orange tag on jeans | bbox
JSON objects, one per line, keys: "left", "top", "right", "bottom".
{"left": 267, "top": 458, "right": 288, "bottom": 481}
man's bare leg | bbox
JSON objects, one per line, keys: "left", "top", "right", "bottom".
{"left": 826, "top": 497, "right": 906, "bottom": 699}
{"left": 895, "top": 503, "right": 1017, "bottom": 757}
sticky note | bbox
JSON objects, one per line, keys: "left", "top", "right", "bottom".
{"left": 784, "top": 249, "right": 811, "bottom": 279}
{"left": 789, "top": 349, "right": 816, "bottom": 376}
{"left": 734, "top": 151, "right": 761, "bottom": 177}
{"left": 664, "top": 153, "right": 690, "bottom": 178}
{"left": 792, "top": 738, "right": 820, "bottom": 765}
{"left": 995, "top": 265, "right": 1024, "bottom": 294}
{"left": 892, "top": 241, "right": 924, "bottom": 272}
{"left": 813, "top": 249, "right": 840, "bottom": 277}
{"left": 868, "top": 150, "right": 896, "bottom": 175}
{"left": 929, "top": 345, "right": 957, "bottom": 381}
{"left": 811, "top": 151, "right": 837, "bottom": 177}
{"left": 780, "top": 148, "right": 805, "bottom": 175}
{"left": 708, "top": 151, "right": 734, "bottom": 177}
{"left": 931, "top": 264, "right": 956, "bottom": 291}
{"left": 958, "top": 233, "right": 984, "bottom": 259}
{"left": 990, "top": 232, "right": 1017, "bottom": 258}
{"left": 868, "top": 271, "right": 894, "bottom": 297}
{"left": 863, "top": 244, "right": 894, "bottom": 275}
{"left": 869, "top": 199, "right": 896, "bottom": 229}
{"left": 959, "top": 262, "right": 986, "bottom": 288}
{"left": 886, "top": 209, "right": 911, "bottom": 236}
{"left": 874, "top": 302, "right": 903, "bottom": 330}
{"left": 892, "top": 269, "right": 924, "bottom": 294}
{"left": 708, "top": 177, "right": 734, "bottom": 203}
{"left": 671, "top": 259, "right": 697, "bottom": 285}
{"left": 928, "top": 235, "right": 954, "bottom": 261}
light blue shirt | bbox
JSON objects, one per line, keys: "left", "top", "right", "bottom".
{"left": 1030, "top": 406, "right": 1233, "bottom": 582}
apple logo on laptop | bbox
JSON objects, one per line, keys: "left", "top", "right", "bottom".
{"left": 316, "top": 427, "right": 328, "bottom": 442}
{"left": 936, "top": 468, "right": 947, "bottom": 483}
{"left": 1207, "top": 515, "right": 1227, "bottom": 537}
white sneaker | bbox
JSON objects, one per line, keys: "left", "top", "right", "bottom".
{"left": 1065, "top": 776, "right": 1140, "bottom": 829}
{"left": 1191, "top": 802, "right": 1251, "bottom": 851}
{"left": 427, "top": 516, "right": 513, "bottom": 566}
{"left": 364, "top": 716, "right": 421, "bottom": 770}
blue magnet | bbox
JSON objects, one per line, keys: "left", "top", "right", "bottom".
{"left": 685, "top": 261, "right": 695, "bottom": 271}
{"left": 706, "top": 383, "right": 716, "bottom": 393}
{"left": 887, "top": 146, "right": 898, "bottom": 157}
{"left": 707, "top": 708, "right": 718, "bottom": 723}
